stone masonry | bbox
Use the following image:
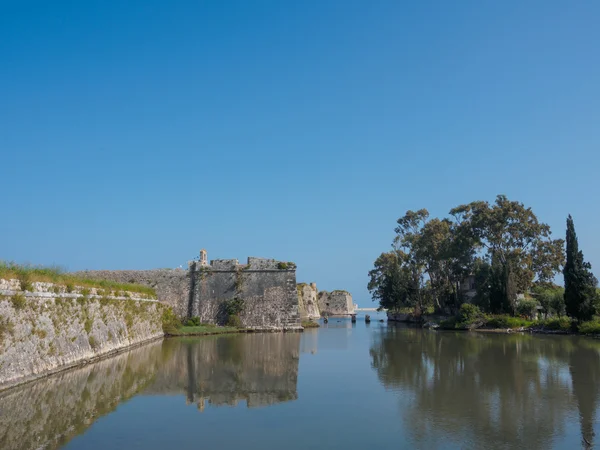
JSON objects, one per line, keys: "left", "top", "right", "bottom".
{"left": 318, "top": 290, "right": 355, "bottom": 316}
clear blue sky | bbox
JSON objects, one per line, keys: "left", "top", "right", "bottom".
{"left": 1, "top": 1, "right": 599, "bottom": 305}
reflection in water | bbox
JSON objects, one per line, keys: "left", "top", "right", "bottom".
{"left": 0, "top": 340, "right": 163, "bottom": 450}
{"left": 370, "top": 326, "right": 600, "bottom": 449}
{"left": 147, "top": 333, "right": 300, "bottom": 410}
{"left": 0, "top": 333, "right": 300, "bottom": 450}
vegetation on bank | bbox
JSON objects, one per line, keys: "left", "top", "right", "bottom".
{"left": 161, "top": 312, "right": 244, "bottom": 336}
{"left": 301, "top": 320, "right": 320, "bottom": 328}
{"left": 369, "top": 195, "right": 599, "bottom": 331}
{"left": 435, "top": 303, "right": 599, "bottom": 334}
{"left": 0, "top": 262, "right": 156, "bottom": 297}
{"left": 167, "top": 324, "right": 243, "bottom": 336}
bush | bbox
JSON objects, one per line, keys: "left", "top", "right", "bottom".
{"left": 161, "top": 307, "right": 181, "bottom": 334}
{"left": 579, "top": 320, "right": 600, "bottom": 334}
{"left": 516, "top": 298, "right": 540, "bottom": 319}
{"left": 486, "top": 315, "right": 532, "bottom": 329}
{"left": 538, "top": 316, "right": 573, "bottom": 331}
{"left": 439, "top": 317, "right": 457, "bottom": 330}
{"left": 226, "top": 314, "right": 243, "bottom": 328}
{"left": 455, "top": 304, "right": 485, "bottom": 329}
{"left": 185, "top": 316, "right": 201, "bottom": 327}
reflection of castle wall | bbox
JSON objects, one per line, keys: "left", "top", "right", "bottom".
{"left": 0, "top": 340, "right": 162, "bottom": 450}
{"left": 148, "top": 334, "right": 300, "bottom": 409}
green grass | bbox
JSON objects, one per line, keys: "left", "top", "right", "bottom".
{"left": 302, "top": 320, "right": 320, "bottom": 328}
{"left": 167, "top": 324, "right": 243, "bottom": 336}
{"left": 0, "top": 261, "right": 156, "bottom": 297}
{"left": 485, "top": 315, "right": 534, "bottom": 329}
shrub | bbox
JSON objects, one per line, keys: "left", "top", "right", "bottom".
{"left": 579, "top": 320, "right": 600, "bottom": 335}
{"left": 18, "top": 273, "right": 33, "bottom": 292}
{"left": 185, "top": 316, "right": 201, "bottom": 327}
{"left": 161, "top": 307, "right": 181, "bottom": 334}
{"left": 223, "top": 297, "right": 244, "bottom": 317}
{"left": 226, "top": 314, "right": 243, "bottom": 328}
{"left": 539, "top": 316, "right": 573, "bottom": 331}
{"left": 302, "top": 320, "right": 320, "bottom": 328}
{"left": 516, "top": 298, "right": 540, "bottom": 319}
{"left": 486, "top": 315, "right": 532, "bottom": 329}
{"left": 10, "top": 294, "right": 26, "bottom": 310}
{"left": 455, "top": 304, "right": 485, "bottom": 329}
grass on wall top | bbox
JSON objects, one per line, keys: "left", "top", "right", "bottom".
{"left": 0, "top": 261, "right": 156, "bottom": 297}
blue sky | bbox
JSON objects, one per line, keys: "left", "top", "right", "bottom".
{"left": 1, "top": 1, "right": 599, "bottom": 305}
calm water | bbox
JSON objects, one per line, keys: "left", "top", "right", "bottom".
{"left": 1, "top": 311, "right": 599, "bottom": 450}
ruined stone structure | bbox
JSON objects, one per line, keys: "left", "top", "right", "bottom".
{"left": 297, "top": 282, "right": 320, "bottom": 320}
{"left": 75, "top": 251, "right": 302, "bottom": 331}
{"left": 318, "top": 290, "right": 355, "bottom": 316}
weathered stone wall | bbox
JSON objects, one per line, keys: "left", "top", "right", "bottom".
{"left": 71, "top": 269, "right": 189, "bottom": 318}
{"left": 318, "top": 290, "right": 355, "bottom": 316}
{"left": 190, "top": 257, "right": 301, "bottom": 330}
{"left": 297, "top": 282, "right": 320, "bottom": 320}
{"left": 0, "top": 279, "right": 164, "bottom": 390}
{"left": 0, "top": 339, "right": 162, "bottom": 450}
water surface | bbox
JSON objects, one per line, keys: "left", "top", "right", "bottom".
{"left": 1, "top": 312, "right": 599, "bottom": 449}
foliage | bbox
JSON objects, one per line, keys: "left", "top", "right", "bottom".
{"left": 0, "top": 261, "right": 156, "bottom": 297}
{"left": 168, "top": 324, "right": 241, "bottom": 336}
{"left": 578, "top": 319, "right": 600, "bottom": 335}
{"left": 485, "top": 315, "right": 533, "bottom": 329}
{"left": 223, "top": 297, "right": 245, "bottom": 317}
{"left": 515, "top": 298, "right": 540, "bottom": 319}
{"left": 536, "top": 316, "right": 573, "bottom": 331}
{"left": 277, "top": 262, "right": 296, "bottom": 270}
{"left": 531, "top": 284, "right": 565, "bottom": 317}
{"left": 455, "top": 303, "right": 485, "bottom": 329}
{"left": 370, "top": 195, "right": 566, "bottom": 318}
{"left": 451, "top": 195, "right": 564, "bottom": 314}
{"left": 185, "top": 316, "right": 202, "bottom": 327}
{"left": 161, "top": 307, "right": 181, "bottom": 334}
{"left": 10, "top": 293, "right": 26, "bottom": 310}
{"left": 226, "top": 314, "right": 243, "bottom": 328}
{"left": 564, "top": 215, "right": 598, "bottom": 322}
{"left": 301, "top": 320, "right": 320, "bottom": 328}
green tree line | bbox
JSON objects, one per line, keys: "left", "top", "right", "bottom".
{"left": 368, "top": 195, "right": 598, "bottom": 322}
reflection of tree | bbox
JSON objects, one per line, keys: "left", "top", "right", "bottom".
{"left": 148, "top": 333, "right": 301, "bottom": 409}
{"left": 569, "top": 342, "right": 600, "bottom": 448}
{"left": 0, "top": 340, "right": 163, "bottom": 450}
{"left": 370, "top": 327, "right": 600, "bottom": 449}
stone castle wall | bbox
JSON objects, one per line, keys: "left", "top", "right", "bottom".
{"left": 190, "top": 257, "right": 301, "bottom": 330}
{"left": 75, "top": 257, "right": 302, "bottom": 330}
{"left": 72, "top": 269, "right": 189, "bottom": 318}
{"left": 0, "top": 279, "right": 164, "bottom": 390}
{"left": 297, "top": 282, "right": 320, "bottom": 320}
{"left": 318, "top": 290, "right": 355, "bottom": 316}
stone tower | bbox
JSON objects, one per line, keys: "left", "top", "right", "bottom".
{"left": 199, "top": 249, "right": 208, "bottom": 266}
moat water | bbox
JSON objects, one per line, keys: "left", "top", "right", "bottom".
{"left": 1, "top": 311, "right": 599, "bottom": 450}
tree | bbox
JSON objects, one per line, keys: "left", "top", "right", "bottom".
{"left": 368, "top": 251, "right": 412, "bottom": 311}
{"left": 450, "top": 195, "right": 564, "bottom": 314}
{"left": 564, "top": 215, "right": 597, "bottom": 322}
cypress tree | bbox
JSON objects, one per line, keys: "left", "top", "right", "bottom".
{"left": 564, "top": 215, "right": 597, "bottom": 322}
